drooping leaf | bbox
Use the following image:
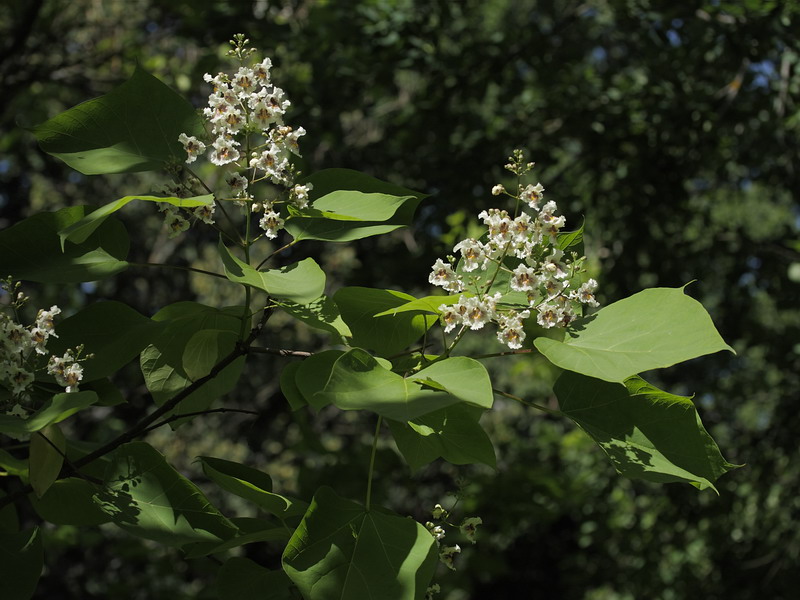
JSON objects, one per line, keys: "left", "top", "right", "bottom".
{"left": 333, "top": 287, "right": 436, "bottom": 356}
{"left": 279, "top": 362, "right": 308, "bottom": 411}
{"left": 534, "top": 286, "right": 735, "bottom": 382}
{"left": 31, "top": 66, "right": 205, "bottom": 174}
{"left": 218, "top": 241, "right": 325, "bottom": 304}
{"left": 298, "top": 190, "right": 416, "bottom": 221}
{"left": 293, "top": 350, "right": 345, "bottom": 410}
{"left": 557, "top": 219, "right": 584, "bottom": 255}
{"left": 282, "top": 486, "right": 437, "bottom": 600}
{"left": 30, "top": 478, "right": 111, "bottom": 526}
{"left": 199, "top": 457, "right": 307, "bottom": 518}
{"left": 0, "top": 206, "right": 128, "bottom": 283}
{"left": 140, "top": 302, "right": 244, "bottom": 426}
{"left": 29, "top": 423, "right": 66, "bottom": 498}
{"left": 49, "top": 301, "right": 164, "bottom": 381}
{"left": 301, "top": 168, "right": 428, "bottom": 201}
{"left": 0, "top": 391, "right": 97, "bottom": 435}
{"left": 0, "top": 528, "right": 43, "bottom": 600}
{"left": 214, "top": 557, "right": 293, "bottom": 600}
{"left": 59, "top": 194, "right": 212, "bottom": 246}
{"left": 308, "top": 349, "right": 493, "bottom": 421}
{"left": 389, "top": 405, "right": 496, "bottom": 471}
{"left": 95, "top": 442, "right": 238, "bottom": 546}
{"left": 554, "top": 372, "right": 740, "bottom": 491}
{"left": 0, "top": 449, "right": 28, "bottom": 478}
{"left": 278, "top": 296, "right": 352, "bottom": 339}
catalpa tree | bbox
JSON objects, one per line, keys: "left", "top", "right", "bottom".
{"left": 0, "top": 35, "right": 737, "bottom": 600}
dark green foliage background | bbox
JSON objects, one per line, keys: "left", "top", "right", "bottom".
{"left": 1, "top": 0, "right": 798, "bottom": 598}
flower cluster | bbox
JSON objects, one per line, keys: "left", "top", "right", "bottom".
{"left": 425, "top": 502, "right": 483, "bottom": 573}
{"left": 1, "top": 280, "right": 85, "bottom": 414}
{"left": 173, "top": 35, "right": 311, "bottom": 240}
{"left": 429, "top": 151, "right": 599, "bottom": 349}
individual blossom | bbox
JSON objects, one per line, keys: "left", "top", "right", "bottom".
{"left": 231, "top": 66, "right": 256, "bottom": 95}
{"left": 35, "top": 306, "right": 61, "bottom": 332}
{"left": 510, "top": 263, "right": 538, "bottom": 292}
{"left": 424, "top": 584, "right": 441, "bottom": 600}
{"left": 163, "top": 212, "right": 190, "bottom": 238}
{"left": 429, "top": 259, "right": 463, "bottom": 293}
{"left": 226, "top": 173, "right": 249, "bottom": 197}
{"left": 571, "top": 278, "right": 600, "bottom": 307}
{"left": 453, "top": 238, "right": 483, "bottom": 272}
{"left": 7, "top": 365, "right": 34, "bottom": 395}
{"left": 439, "top": 544, "right": 461, "bottom": 571}
{"left": 193, "top": 202, "right": 216, "bottom": 225}
{"left": 425, "top": 521, "right": 446, "bottom": 543}
{"left": 541, "top": 249, "right": 568, "bottom": 280}
{"left": 259, "top": 209, "right": 284, "bottom": 239}
{"left": 460, "top": 517, "right": 483, "bottom": 544}
{"left": 252, "top": 58, "right": 272, "bottom": 84}
{"left": 479, "top": 208, "right": 513, "bottom": 245}
{"left": 539, "top": 200, "right": 566, "bottom": 240}
{"left": 178, "top": 133, "right": 206, "bottom": 164}
{"left": 496, "top": 310, "right": 529, "bottom": 350}
{"left": 290, "top": 183, "right": 313, "bottom": 209}
{"left": 47, "top": 352, "right": 83, "bottom": 393}
{"left": 431, "top": 503, "right": 447, "bottom": 520}
{"left": 463, "top": 294, "right": 499, "bottom": 330}
{"left": 491, "top": 184, "right": 505, "bottom": 196}
{"left": 209, "top": 137, "right": 241, "bottom": 166}
{"left": 521, "top": 182, "right": 545, "bottom": 210}
{"left": 536, "top": 303, "right": 562, "bottom": 329}
{"left": 439, "top": 302, "right": 464, "bottom": 333}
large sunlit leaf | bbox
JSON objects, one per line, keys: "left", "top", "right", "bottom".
{"left": 49, "top": 301, "right": 164, "bottom": 381}
{"left": 95, "top": 442, "right": 238, "bottom": 546}
{"left": 554, "top": 372, "right": 740, "bottom": 492}
{"left": 218, "top": 241, "right": 325, "bottom": 304}
{"left": 0, "top": 391, "right": 97, "bottom": 435}
{"left": 31, "top": 66, "right": 205, "bottom": 174}
{"left": 388, "top": 405, "right": 496, "bottom": 470}
{"left": 140, "top": 302, "right": 244, "bottom": 426}
{"left": 59, "top": 194, "right": 212, "bottom": 246}
{"left": 282, "top": 486, "right": 437, "bottom": 600}
{"left": 199, "top": 457, "right": 307, "bottom": 518}
{"left": 333, "top": 287, "right": 436, "bottom": 356}
{"left": 305, "top": 349, "right": 493, "bottom": 421}
{"left": 0, "top": 528, "right": 43, "bottom": 600}
{"left": 285, "top": 168, "right": 426, "bottom": 242}
{"left": 534, "top": 286, "right": 735, "bottom": 382}
{"left": 214, "top": 557, "right": 292, "bottom": 600}
{"left": 0, "top": 206, "right": 128, "bottom": 283}
{"left": 278, "top": 296, "right": 352, "bottom": 339}
{"left": 29, "top": 423, "right": 66, "bottom": 498}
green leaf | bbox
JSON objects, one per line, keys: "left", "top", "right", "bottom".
{"left": 557, "top": 219, "right": 584, "bottom": 255}
{"left": 0, "top": 391, "right": 97, "bottom": 435}
{"left": 214, "top": 558, "right": 292, "bottom": 600}
{"left": 31, "top": 66, "right": 205, "bottom": 174}
{"left": 49, "top": 301, "right": 164, "bottom": 381}
{"left": 285, "top": 169, "right": 426, "bottom": 243}
{"left": 534, "top": 286, "right": 735, "bottom": 382}
{"left": 309, "top": 349, "right": 493, "bottom": 421}
{"left": 29, "top": 423, "right": 66, "bottom": 498}
{"left": 278, "top": 296, "right": 352, "bottom": 339}
{"left": 0, "top": 206, "right": 128, "bottom": 283}
{"left": 218, "top": 240, "right": 325, "bottom": 304}
{"left": 554, "top": 372, "right": 740, "bottom": 491}
{"left": 184, "top": 527, "right": 292, "bottom": 559}
{"left": 95, "top": 442, "right": 238, "bottom": 546}
{"left": 82, "top": 378, "right": 125, "bottom": 407}
{"left": 30, "top": 478, "right": 111, "bottom": 526}
{"left": 59, "top": 194, "right": 212, "bottom": 247}
{"left": 0, "top": 528, "right": 43, "bottom": 600}
{"left": 389, "top": 405, "right": 496, "bottom": 470}
{"left": 374, "top": 294, "right": 460, "bottom": 317}
{"left": 199, "top": 457, "right": 307, "bottom": 518}
{"left": 282, "top": 486, "right": 437, "bottom": 600}
{"left": 0, "top": 491, "right": 18, "bottom": 533}
{"left": 333, "top": 287, "right": 436, "bottom": 356}
{"left": 140, "top": 302, "right": 244, "bottom": 426}
{"left": 0, "top": 449, "right": 28, "bottom": 478}
{"left": 293, "top": 350, "right": 345, "bottom": 410}
{"left": 279, "top": 361, "right": 307, "bottom": 410}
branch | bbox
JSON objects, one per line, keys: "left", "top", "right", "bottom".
{"left": 0, "top": 308, "right": 274, "bottom": 511}
{"left": 141, "top": 408, "right": 260, "bottom": 435}
{"left": 248, "top": 346, "right": 312, "bottom": 359}
{"left": 492, "top": 388, "right": 562, "bottom": 416}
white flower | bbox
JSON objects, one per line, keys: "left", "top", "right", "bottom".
{"left": 8, "top": 365, "right": 33, "bottom": 395}
{"left": 571, "top": 278, "right": 599, "bottom": 307}
{"left": 536, "top": 303, "right": 562, "bottom": 329}
{"left": 431, "top": 504, "right": 447, "bottom": 519}
{"left": 163, "top": 212, "right": 190, "bottom": 238}
{"left": 460, "top": 517, "right": 483, "bottom": 544}
{"left": 539, "top": 200, "right": 566, "bottom": 240}
{"left": 510, "top": 264, "right": 538, "bottom": 292}
{"left": 428, "top": 259, "right": 462, "bottom": 293}
{"left": 463, "top": 294, "right": 499, "bottom": 330}
{"left": 35, "top": 306, "right": 61, "bottom": 332}
{"left": 439, "top": 544, "right": 461, "bottom": 571}
{"left": 425, "top": 584, "right": 441, "bottom": 600}
{"left": 259, "top": 210, "right": 284, "bottom": 239}
{"left": 283, "top": 126, "right": 306, "bottom": 156}
{"left": 542, "top": 249, "right": 568, "bottom": 280}
{"left": 521, "top": 182, "right": 545, "bottom": 209}
{"left": 479, "top": 208, "right": 513, "bottom": 245}
{"left": 453, "top": 238, "right": 483, "bottom": 272}
{"left": 496, "top": 310, "right": 529, "bottom": 350}
{"left": 193, "top": 202, "right": 216, "bottom": 225}
{"left": 439, "top": 303, "right": 463, "bottom": 333}
{"left": 252, "top": 58, "right": 272, "bottom": 84}
{"left": 209, "top": 137, "right": 241, "bottom": 166}
{"left": 226, "top": 173, "right": 249, "bottom": 197}
{"left": 425, "top": 522, "right": 446, "bottom": 542}
{"left": 491, "top": 184, "right": 505, "bottom": 196}
{"left": 291, "top": 183, "right": 313, "bottom": 209}
{"left": 231, "top": 66, "right": 256, "bottom": 95}
{"left": 178, "top": 133, "right": 206, "bottom": 164}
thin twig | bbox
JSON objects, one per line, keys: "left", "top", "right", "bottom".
{"left": 248, "top": 347, "right": 313, "bottom": 359}
{"left": 472, "top": 349, "right": 534, "bottom": 359}
{"left": 35, "top": 430, "right": 103, "bottom": 486}
{"left": 128, "top": 262, "right": 227, "bottom": 279}
{"left": 492, "top": 388, "right": 562, "bottom": 416}
{"left": 141, "top": 408, "right": 260, "bottom": 435}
